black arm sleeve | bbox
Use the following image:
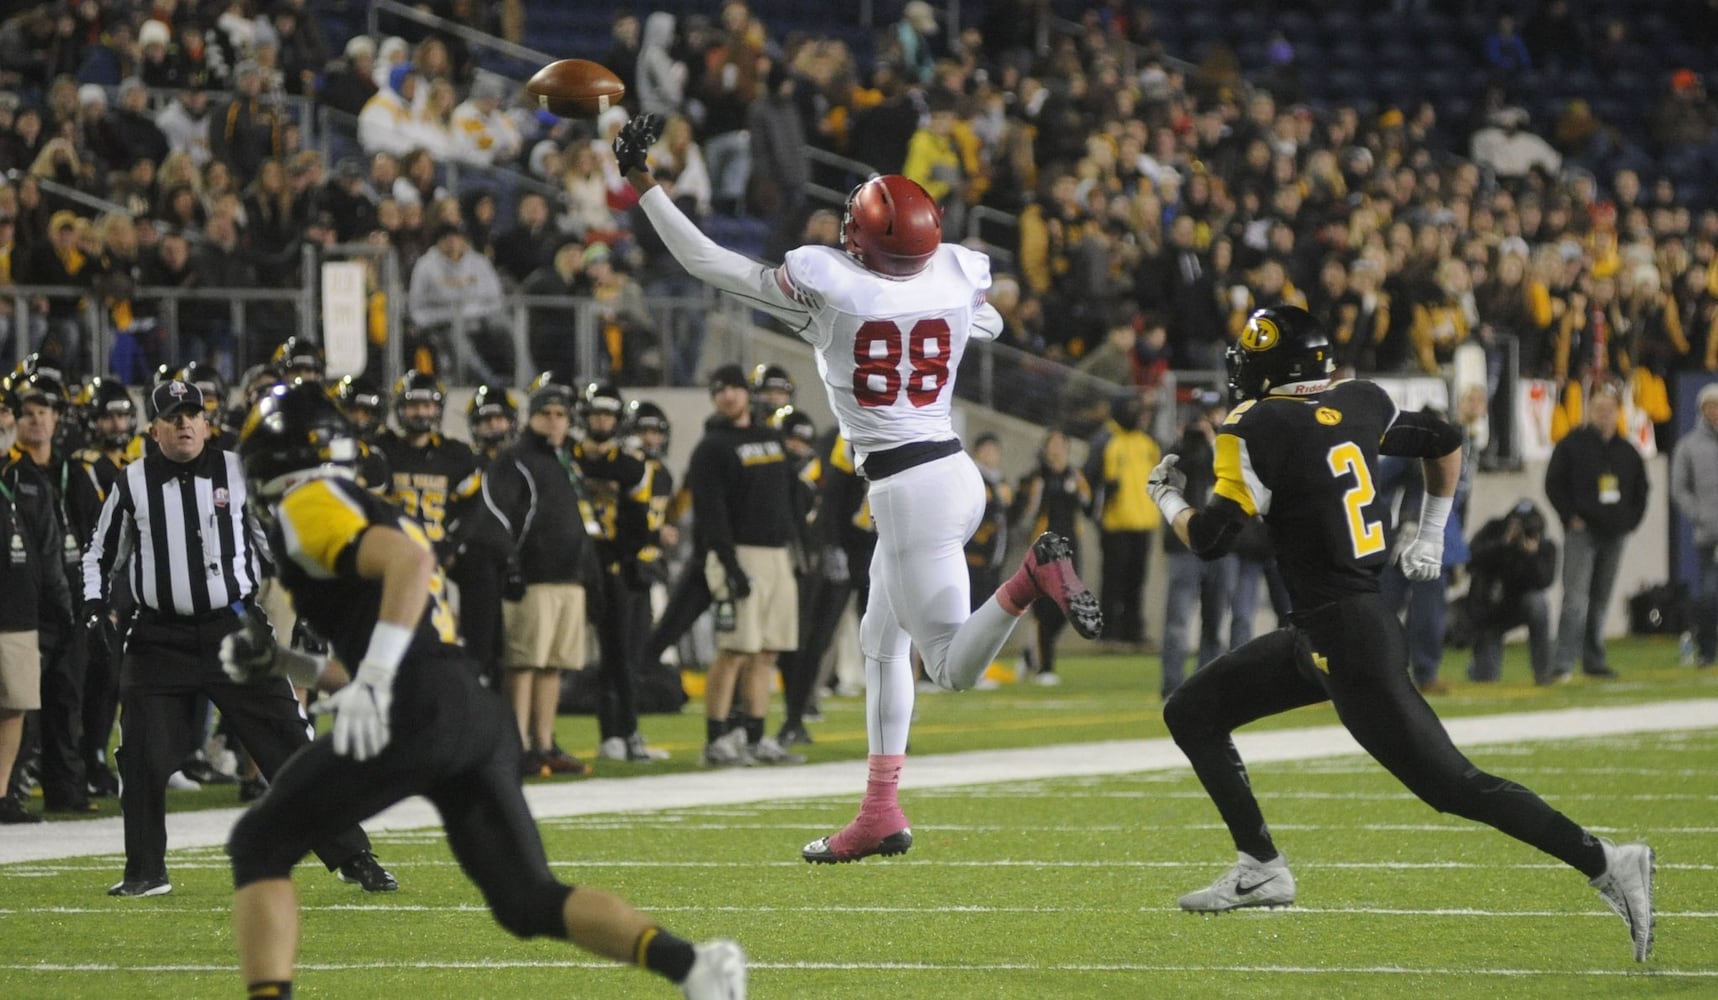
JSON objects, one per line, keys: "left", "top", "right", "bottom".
{"left": 1379, "top": 409, "right": 1463, "bottom": 459}
{"left": 1186, "top": 494, "right": 1249, "bottom": 560}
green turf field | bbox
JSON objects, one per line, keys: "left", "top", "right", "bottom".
{"left": 3, "top": 636, "right": 1715, "bottom": 998}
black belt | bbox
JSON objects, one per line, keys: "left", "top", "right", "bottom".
{"left": 861, "top": 439, "right": 962, "bottom": 481}
{"left": 136, "top": 602, "right": 246, "bottom": 626}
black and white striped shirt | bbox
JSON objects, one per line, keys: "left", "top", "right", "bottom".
{"left": 83, "top": 446, "right": 266, "bottom": 616}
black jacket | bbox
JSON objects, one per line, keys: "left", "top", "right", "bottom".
{"left": 685, "top": 414, "right": 797, "bottom": 560}
{"left": 0, "top": 453, "right": 72, "bottom": 632}
{"left": 1467, "top": 512, "right": 1559, "bottom": 626}
{"left": 1544, "top": 426, "right": 1649, "bottom": 539}
{"left": 482, "top": 429, "right": 594, "bottom": 586}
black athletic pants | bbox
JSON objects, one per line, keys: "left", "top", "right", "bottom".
{"left": 227, "top": 650, "right": 572, "bottom": 940}
{"left": 588, "top": 570, "right": 640, "bottom": 742}
{"left": 645, "top": 563, "right": 711, "bottom": 665}
{"left": 116, "top": 612, "right": 370, "bottom": 882}
{"left": 35, "top": 619, "right": 88, "bottom": 806}
{"left": 1099, "top": 529, "right": 1151, "bottom": 644}
{"left": 451, "top": 554, "right": 505, "bottom": 689}
{"left": 1161, "top": 591, "right": 1606, "bottom": 877}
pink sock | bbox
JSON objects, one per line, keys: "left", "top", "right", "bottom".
{"left": 996, "top": 564, "right": 1037, "bottom": 616}
{"left": 831, "top": 754, "right": 908, "bottom": 853}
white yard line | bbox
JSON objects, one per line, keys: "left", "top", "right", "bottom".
{"left": 4, "top": 698, "right": 1714, "bottom": 865}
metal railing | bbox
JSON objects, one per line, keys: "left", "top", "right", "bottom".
{"left": 365, "top": 0, "right": 556, "bottom": 85}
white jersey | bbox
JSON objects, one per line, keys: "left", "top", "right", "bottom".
{"left": 778, "top": 244, "right": 1000, "bottom": 458}
{"left": 635, "top": 186, "right": 1002, "bottom": 467}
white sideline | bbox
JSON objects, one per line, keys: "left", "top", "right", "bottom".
{"left": 4, "top": 698, "right": 1714, "bottom": 865}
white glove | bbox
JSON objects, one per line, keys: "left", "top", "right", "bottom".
{"left": 1146, "top": 454, "right": 1190, "bottom": 521}
{"left": 220, "top": 608, "right": 327, "bottom": 688}
{"left": 312, "top": 660, "right": 396, "bottom": 761}
{"left": 1398, "top": 528, "right": 1444, "bottom": 582}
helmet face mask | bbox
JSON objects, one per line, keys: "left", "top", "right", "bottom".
{"left": 467, "top": 383, "right": 517, "bottom": 447}
{"left": 581, "top": 382, "right": 625, "bottom": 442}
{"left": 1226, "top": 306, "right": 1333, "bottom": 404}
{"left": 841, "top": 175, "right": 942, "bottom": 278}
{"left": 392, "top": 372, "right": 445, "bottom": 435}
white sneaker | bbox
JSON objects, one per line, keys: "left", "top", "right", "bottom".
{"left": 1178, "top": 851, "right": 1296, "bottom": 912}
{"left": 1031, "top": 671, "right": 1062, "bottom": 686}
{"left": 1590, "top": 840, "right": 1655, "bottom": 961}
{"left": 701, "top": 729, "right": 753, "bottom": 767}
{"left": 597, "top": 737, "right": 629, "bottom": 761}
{"left": 748, "top": 735, "right": 805, "bottom": 765}
{"left": 166, "top": 770, "right": 201, "bottom": 791}
{"left": 680, "top": 938, "right": 746, "bottom": 999}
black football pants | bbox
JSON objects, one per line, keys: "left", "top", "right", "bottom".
{"left": 116, "top": 614, "right": 370, "bottom": 882}
{"left": 1162, "top": 592, "right": 1606, "bottom": 878}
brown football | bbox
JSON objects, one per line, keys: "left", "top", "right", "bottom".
{"left": 526, "top": 59, "right": 626, "bottom": 118}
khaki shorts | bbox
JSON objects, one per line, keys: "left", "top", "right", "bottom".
{"left": 705, "top": 545, "right": 798, "bottom": 654}
{"left": 503, "top": 583, "right": 587, "bottom": 669}
{"left": 0, "top": 630, "right": 41, "bottom": 711}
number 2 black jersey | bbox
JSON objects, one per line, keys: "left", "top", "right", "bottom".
{"left": 1211, "top": 380, "right": 1402, "bottom": 612}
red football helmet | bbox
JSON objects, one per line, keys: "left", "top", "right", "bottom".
{"left": 841, "top": 175, "right": 942, "bottom": 277}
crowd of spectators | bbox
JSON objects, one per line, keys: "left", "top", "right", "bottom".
{"left": 1, "top": 0, "right": 1717, "bottom": 446}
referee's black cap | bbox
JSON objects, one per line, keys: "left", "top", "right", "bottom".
{"left": 149, "top": 379, "right": 206, "bottom": 421}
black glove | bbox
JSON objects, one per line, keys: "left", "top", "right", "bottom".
{"left": 613, "top": 113, "right": 664, "bottom": 174}
{"left": 503, "top": 559, "right": 526, "bottom": 602}
{"left": 718, "top": 552, "right": 752, "bottom": 601}
{"left": 84, "top": 600, "right": 113, "bottom": 664}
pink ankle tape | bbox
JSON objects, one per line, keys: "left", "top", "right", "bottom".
{"left": 997, "top": 566, "right": 1036, "bottom": 616}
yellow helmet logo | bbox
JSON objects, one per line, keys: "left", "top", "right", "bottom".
{"left": 1241, "top": 316, "right": 1280, "bottom": 352}
{"left": 1315, "top": 407, "right": 1342, "bottom": 425}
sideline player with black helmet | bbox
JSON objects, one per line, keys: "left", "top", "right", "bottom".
{"left": 1148, "top": 305, "right": 1656, "bottom": 962}
{"left": 574, "top": 381, "right": 668, "bottom": 763}
{"left": 225, "top": 381, "right": 747, "bottom": 997}
{"left": 748, "top": 363, "right": 794, "bottom": 424}
{"left": 272, "top": 337, "right": 326, "bottom": 383}
{"left": 67, "top": 377, "right": 139, "bottom": 798}
{"left": 375, "top": 371, "right": 481, "bottom": 570}
{"left": 467, "top": 383, "right": 519, "bottom": 463}
{"left": 330, "top": 375, "right": 392, "bottom": 491}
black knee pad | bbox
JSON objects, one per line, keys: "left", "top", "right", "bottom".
{"left": 227, "top": 808, "right": 301, "bottom": 888}
{"left": 490, "top": 879, "right": 573, "bottom": 939}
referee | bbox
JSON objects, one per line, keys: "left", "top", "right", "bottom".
{"left": 83, "top": 379, "right": 397, "bottom": 897}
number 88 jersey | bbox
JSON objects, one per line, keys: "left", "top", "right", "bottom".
{"left": 1212, "top": 380, "right": 1402, "bottom": 612}
{"left": 778, "top": 243, "right": 1003, "bottom": 460}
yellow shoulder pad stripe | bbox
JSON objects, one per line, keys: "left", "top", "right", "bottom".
{"left": 280, "top": 479, "right": 371, "bottom": 575}
{"left": 1211, "top": 433, "right": 1259, "bottom": 517}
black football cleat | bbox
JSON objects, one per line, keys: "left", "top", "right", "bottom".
{"left": 337, "top": 851, "right": 399, "bottom": 892}
{"left": 802, "top": 829, "right": 913, "bottom": 864}
{"left": 1024, "top": 532, "right": 1103, "bottom": 639}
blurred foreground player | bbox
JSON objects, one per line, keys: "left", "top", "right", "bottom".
{"left": 1148, "top": 306, "right": 1654, "bottom": 962}
{"left": 224, "top": 382, "right": 746, "bottom": 997}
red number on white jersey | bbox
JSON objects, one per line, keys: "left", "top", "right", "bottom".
{"left": 852, "top": 318, "right": 952, "bottom": 408}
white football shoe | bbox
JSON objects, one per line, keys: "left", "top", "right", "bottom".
{"left": 1178, "top": 851, "right": 1296, "bottom": 913}
{"left": 1590, "top": 840, "right": 1655, "bottom": 961}
{"left": 680, "top": 939, "right": 746, "bottom": 999}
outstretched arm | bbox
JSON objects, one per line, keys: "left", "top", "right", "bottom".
{"left": 618, "top": 114, "right": 810, "bottom": 327}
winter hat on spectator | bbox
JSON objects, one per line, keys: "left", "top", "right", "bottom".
{"left": 472, "top": 74, "right": 507, "bottom": 103}
{"left": 708, "top": 364, "right": 749, "bottom": 395}
{"left": 1699, "top": 383, "right": 1718, "bottom": 410}
{"left": 581, "top": 242, "right": 611, "bottom": 267}
{"left": 234, "top": 59, "right": 262, "bottom": 82}
{"left": 345, "top": 35, "right": 376, "bottom": 60}
{"left": 49, "top": 210, "right": 80, "bottom": 233}
{"left": 388, "top": 63, "right": 412, "bottom": 94}
{"left": 139, "top": 19, "right": 170, "bottom": 49}
{"left": 78, "top": 84, "right": 107, "bottom": 107}
{"left": 118, "top": 77, "right": 146, "bottom": 101}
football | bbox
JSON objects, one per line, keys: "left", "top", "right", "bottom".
{"left": 526, "top": 59, "right": 626, "bottom": 118}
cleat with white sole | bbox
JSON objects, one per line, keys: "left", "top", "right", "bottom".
{"left": 1178, "top": 851, "right": 1296, "bottom": 913}
{"left": 1590, "top": 840, "right": 1655, "bottom": 961}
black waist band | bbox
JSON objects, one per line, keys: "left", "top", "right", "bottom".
{"left": 861, "top": 439, "right": 963, "bottom": 481}
{"left": 136, "top": 602, "right": 245, "bottom": 626}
